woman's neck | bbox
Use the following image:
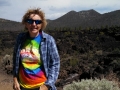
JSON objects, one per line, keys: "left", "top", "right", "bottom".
{"left": 29, "top": 33, "right": 39, "bottom": 38}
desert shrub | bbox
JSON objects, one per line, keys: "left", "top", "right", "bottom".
{"left": 69, "top": 58, "right": 79, "bottom": 66}
{"left": 112, "top": 48, "right": 120, "bottom": 54}
{"left": 2, "top": 54, "right": 12, "bottom": 65}
{"left": 63, "top": 78, "right": 120, "bottom": 90}
{"left": 99, "top": 32, "right": 104, "bottom": 36}
{"left": 0, "top": 54, "right": 13, "bottom": 73}
{"left": 96, "top": 50, "right": 103, "bottom": 55}
{"left": 109, "top": 58, "right": 120, "bottom": 71}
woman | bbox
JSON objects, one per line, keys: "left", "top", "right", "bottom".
{"left": 13, "top": 8, "right": 60, "bottom": 90}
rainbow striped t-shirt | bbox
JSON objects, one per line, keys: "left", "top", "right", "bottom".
{"left": 19, "top": 34, "right": 47, "bottom": 89}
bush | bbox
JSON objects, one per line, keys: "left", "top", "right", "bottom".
{"left": 0, "top": 54, "right": 13, "bottom": 74}
{"left": 63, "top": 78, "right": 120, "bottom": 90}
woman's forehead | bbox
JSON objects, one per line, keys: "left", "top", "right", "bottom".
{"left": 29, "top": 14, "right": 41, "bottom": 19}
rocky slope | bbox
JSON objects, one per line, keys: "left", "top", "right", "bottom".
{"left": 46, "top": 26, "right": 120, "bottom": 89}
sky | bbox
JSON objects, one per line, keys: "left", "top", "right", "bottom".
{"left": 0, "top": 0, "right": 120, "bottom": 22}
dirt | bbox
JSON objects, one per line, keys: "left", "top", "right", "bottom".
{"left": 0, "top": 71, "right": 13, "bottom": 90}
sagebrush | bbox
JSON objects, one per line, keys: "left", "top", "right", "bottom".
{"left": 63, "top": 78, "right": 120, "bottom": 90}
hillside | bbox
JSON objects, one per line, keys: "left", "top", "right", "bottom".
{"left": 0, "top": 18, "right": 23, "bottom": 31}
{"left": 47, "top": 9, "right": 101, "bottom": 29}
{"left": 46, "top": 9, "right": 120, "bottom": 30}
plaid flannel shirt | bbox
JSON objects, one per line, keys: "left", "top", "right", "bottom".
{"left": 13, "top": 31, "right": 60, "bottom": 90}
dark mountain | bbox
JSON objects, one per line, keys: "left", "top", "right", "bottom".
{"left": 95, "top": 10, "right": 120, "bottom": 27}
{"left": 47, "top": 19, "right": 53, "bottom": 23}
{"left": 0, "top": 18, "right": 23, "bottom": 31}
{"left": 46, "top": 9, "right": 120, "bottom": 30}
{"left": 47, "top": 9, "right": 101, "bottom": 29}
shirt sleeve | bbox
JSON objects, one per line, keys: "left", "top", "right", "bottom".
{"left": 45, "top": 36, "right": 60, "bottom": 89}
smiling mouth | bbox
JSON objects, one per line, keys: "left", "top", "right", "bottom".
{"left": 31, "top": 28, "right": 38, "bottom": 30}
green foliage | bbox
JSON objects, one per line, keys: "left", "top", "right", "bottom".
{"left": 96, "top": 37, "right": 99, "bottom": 41}
{"left": 69, "top": 58, "right": 79, "bottom": 66}
{"left": 64, "top": 31, "right": 70, "bottom": 36}
{"left": 99, "top": 32, "right": 104, "bottom": 35}
{"left": 79, "top": 26, "right": 82, "bottom": 30}
{"left": 110, "top": 58, "right": 120, "bottom": 69}
{"left": 63, "top": 78, "right": 120, "bottom": 90}
{"left": 112, "top": 48, "right": 120, "bottom": 54}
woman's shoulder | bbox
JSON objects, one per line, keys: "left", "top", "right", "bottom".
{"left": 18, "top": 32, "right": 27, "bottom": 37}
{"left": 16, "top": 32, "right": 27, "bottom": 41}
{"left": 42, "top": 31, "right": 55, "bottom": 43}
{"left": 42, "top": 31, "right": 53, "bottom": 38}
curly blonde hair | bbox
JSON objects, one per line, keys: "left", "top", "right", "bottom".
{"left": 22, "top": 8, "right": 47, "bottom": 30}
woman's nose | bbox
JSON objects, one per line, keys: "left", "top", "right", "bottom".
{"left": 32, "top": 21, "right": 36, "bottom": 25}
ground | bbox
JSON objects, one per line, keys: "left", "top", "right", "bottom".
{"left": 0, "top": 71, "right": 13, "bottom": 90}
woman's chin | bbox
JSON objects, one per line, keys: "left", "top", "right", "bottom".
{"left": 30, "top": 29, "right": 39, "bottom": 33}
{"left": 29, "top": 30, "right": 39, "bottom": 36}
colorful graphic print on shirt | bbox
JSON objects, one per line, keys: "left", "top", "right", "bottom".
{"left": 19, "top": 34, "right": 47, "bottom": 89}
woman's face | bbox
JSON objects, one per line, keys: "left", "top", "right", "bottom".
{"left": 25, "top": 14, "right": 42, "bottom": 37}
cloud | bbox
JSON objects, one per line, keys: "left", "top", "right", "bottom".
{"left": 0, "top": 0, "right": 10, "bottom": 6}
{"left": 0, "top": 0, "right": 120, "bottom": 21}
